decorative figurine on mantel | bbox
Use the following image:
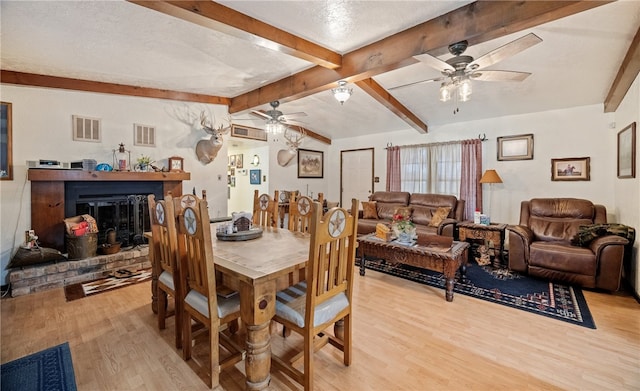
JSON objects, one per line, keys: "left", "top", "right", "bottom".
{"left": 112, "top": 143, "right": 131, "bottom": 171}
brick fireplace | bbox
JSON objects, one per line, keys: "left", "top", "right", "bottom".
{"left": 11, "top": 169, "right": 191, "bottom": 296}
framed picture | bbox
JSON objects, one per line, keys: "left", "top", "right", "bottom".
{"left": 230, "top": 168, "right": 235, "bottom": 176}
{"left": 551, "top": 157, "right": 590, "bottom": 181}
{"left": 230, "top": 176, "right": 236, "bottom": 187}
{"left": 617, "top": 122, "right": 636, "bottom": 179}
{"left": 236, "top": 153, "right": 243, "bottom": 169}
{"left": 1, "top": 102, "right": 12, "bottom": 180}
{"left": 497, "top": 134, "right": 534, "bottom": 161}
{"left": 229, "top": 154, "right": 236, "bottom": 167}
{"left": 250, "top": 169, "right": 261, "bottom": 185}
{"left": 298, "top": 148, "right": 324, "bottom": 178}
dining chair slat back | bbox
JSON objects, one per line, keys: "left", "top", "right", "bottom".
{"left": 176, "top": 194, "right": 244, "bottom": 388}
{"left": 288, "top": 194, "right": 314, "bottom": 234}
{"left": 252, "top": 189, "right": 277, "bottom": 228}
{"left": 272, "top": 198, "right": 360, "bottom": 391}
{"left": 147, "top": 193, "right": 183, "bottom": 349}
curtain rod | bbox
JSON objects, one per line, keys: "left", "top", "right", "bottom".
{"left": 385, "top": 135, "right": 486, "bottom": 149}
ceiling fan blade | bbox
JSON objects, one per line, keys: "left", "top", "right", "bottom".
{"left": 388, "top": 76, "right": 445, "bottom": 91}
{"left": 280, "top": 112, "right": 307, "bottom": 120}
{"left": 250, "top": 110, "right": 271, "bottom": 119}
{"left": 471, "top": 70, "right": 532, "bottom": 82}
{"left": 282, "top": 119, "right": 307, "bottom": 127}
{"left": 467, "top": 33, "right": 542, "bottom": 71}
{"left": 413, "top": 53, "right": 455, "bottom": 73}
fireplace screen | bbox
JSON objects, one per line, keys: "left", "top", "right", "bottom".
{"left": 76, "top": 194, "right": 149, "bottom": 247}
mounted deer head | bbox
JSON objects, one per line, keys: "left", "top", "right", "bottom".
{"left": 195, "top": 112, "right": 231, "bottom": 164}
{"left": 277, "top": 127, "right": 306, "bottom": 167}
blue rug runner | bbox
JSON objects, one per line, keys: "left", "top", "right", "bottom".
{"left": 1, "top": 342, "right": 78, "bottom": 391}
{"left": 362, "top": 258, "right": 596, "bottom": 329}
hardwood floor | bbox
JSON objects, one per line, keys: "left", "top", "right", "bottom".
{"left": 2, "top": 269, "right": 639, "bottom": 390}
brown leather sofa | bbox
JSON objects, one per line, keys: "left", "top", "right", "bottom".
{"left": 358, "top": 191, "right": 465, "bottom": 237}
{"left": 508, "top": 198, "right": 629, "bottom": 291}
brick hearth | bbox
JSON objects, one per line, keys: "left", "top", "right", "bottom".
{"left": 9, "top": 246, "right": 151, "bottom": 297}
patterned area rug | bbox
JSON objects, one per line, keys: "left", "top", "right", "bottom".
{"left": 362, "top": 259, "right": 596, "bottom": 329}
{"left": 0, "top": 342, "right": 77, "bottom": 391}
{"left": 64, "top": 269, "right": 152, "bottom": 301}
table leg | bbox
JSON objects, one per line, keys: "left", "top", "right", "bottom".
{"left": 443, "top": 258, "right": 461, "bottom": 302}
{"left": 239, "top": 279, "right": 276, "bottom": 391}
{"left": 359, "top": 253, "right": 366, "bottom": 276}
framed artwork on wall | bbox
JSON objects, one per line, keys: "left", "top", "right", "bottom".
{"left": 497, "top": 134, "right": 534, "bottom": 161}
{"left": 236, "top": 153, "right": 244, "bottom": 169}
{"left": 298, "top": 148, "right": 324, "bottom": 178}
{"left": 1, "top": 102, "right": 12, "bottom": 180}
{"left": 250, "top": 169, "right": 261, "bottom": 184}
{"left": 617, "top": 122, "right": 636, "bottom": 179}
{"left": 551, "top": 157, "right": 590, "bottom": 181}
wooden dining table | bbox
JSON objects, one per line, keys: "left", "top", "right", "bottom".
{"left": 149, "top": 226, "right": 311, "bottom": 390}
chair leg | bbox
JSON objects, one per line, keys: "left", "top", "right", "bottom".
{"left": 183, "top": 313, "right": 192, "bottom": 360}
{"left": 210, "top": 322, "right": 220, "bottom": 389}
{"left": 343, "top": 314, "right": 352, "bottom": 366}
{"left": 304, "top": 330, "right": 314, "bottom": 391}
{"left": 174, "top": 297, "right": 182, "bottom": 350}
{"left": 158, "top": 289, "right": 167, "bottom": 330}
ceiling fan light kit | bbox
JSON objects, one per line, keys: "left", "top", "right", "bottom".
{"left": 391, "top": 33, "right": 543, "bottom": 106}
{"left": 332, "top": 80, "right": 353, "bottom": 105}
{"left": 251, "top": 100, "right": 307, "bottom": 134}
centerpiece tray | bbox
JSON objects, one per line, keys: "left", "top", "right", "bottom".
{"left": 216, "top": 228, "right": 263, "bottom": 241}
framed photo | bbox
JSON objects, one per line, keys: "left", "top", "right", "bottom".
{"left": 497, "top": 134, "right": 534, "bottom": 161}
{"left": 298, "top": 148, "right": 324, "bottom": 178}
{"left": 229, "top": 154, "right": 236, "bottom": 167}
{"left": 230, "top": 168, "right": 235, "bottom": 176}
{"left": 1, "top": 102, "right": 12, "bottom": 180}
{"left": 236, "top": 153, "right": 243, "bottom": 169}
{"left": 230, "top": 176, "right": 236, "bottom": 187}
{"left": 551, "top": 157, "right": 590, "bottom": 181}
{"left": 617, "top": 122, "right": 636, "bottom": 179}
{"left": 250, "top": 169, "right": 261, "bottom": 185}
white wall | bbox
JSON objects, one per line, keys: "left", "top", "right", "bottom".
{"left": 613, "top": 74, "right": 640, "bottom": 294}
{"left": 0, "top": 85, "right": 230, "bottom": 284}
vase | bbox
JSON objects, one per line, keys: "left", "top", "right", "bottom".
{"left": 397, "top": 231, "right": 413, "bottom": 243}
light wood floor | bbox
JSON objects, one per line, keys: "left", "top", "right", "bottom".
{"left": 2, "top": 270, "right": 639, "bottom": 390}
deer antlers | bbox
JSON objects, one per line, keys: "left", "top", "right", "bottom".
{"left": 277, "top": 127, "right": 306, "bottom": 167}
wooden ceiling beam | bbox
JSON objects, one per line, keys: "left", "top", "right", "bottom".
{"left": 355, "top": 79, "right": 428, "bottom": 133}
{"left": 229, "top": 1, "right": 611, "bottom": 117}
{"left": 128, "top": 0, "right": 342, "bottom": 69}
{"left": 0, "top": 70, "right": 230, "bottom": 105}
{"left": 604, "top": 25, "right": 640, "bottom": 113}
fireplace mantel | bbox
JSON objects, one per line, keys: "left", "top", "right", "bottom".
{"left": 29, "top": 169, "right": 190, "bottom": 251}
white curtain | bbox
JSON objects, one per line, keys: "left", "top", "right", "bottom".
{"left": 399, "top": 141, "right": 462, "bottom": 197}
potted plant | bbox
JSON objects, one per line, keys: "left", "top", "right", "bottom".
{"left": 391, "top": 213, "right": 416, "bottom": 243}
{"left": 135, "top": 155, "right": 154, "bottom": 172}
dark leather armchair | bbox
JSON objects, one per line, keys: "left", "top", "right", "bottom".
{"left": 508, "top": 198, "right": 628, "bottom": 291}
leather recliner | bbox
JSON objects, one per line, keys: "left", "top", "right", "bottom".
{"left": 508, "top": 198, "right": 629, "bottom": 291}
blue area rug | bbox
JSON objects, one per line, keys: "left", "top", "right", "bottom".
{"left": 1, "top": 342, "right": 78, "bottom": 391}
{"left": 362, "top": 258, "right": 596, "bottom": 329}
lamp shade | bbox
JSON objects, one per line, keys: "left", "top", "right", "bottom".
{"left": 479, "top": 169, "right": 503, "bottom": 184}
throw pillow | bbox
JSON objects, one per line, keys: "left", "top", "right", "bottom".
{"left": 8, "top": 247, "right": 67, "bottom": 268}
{"left": 429, "top": 206, "right": 452, "bottom": 227}
{"left": 362, "top": 201, "right": 379, "bottom": 219}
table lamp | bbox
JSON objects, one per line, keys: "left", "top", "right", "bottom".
{"left": 479, "top": 169, "right": 503, "bottom": 221}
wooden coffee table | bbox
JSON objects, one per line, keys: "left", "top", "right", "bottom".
{"left": 357, "top": 234, "right": 469, "bottom": 302}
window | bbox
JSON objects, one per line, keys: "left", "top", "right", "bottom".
{"left": 399, "top": 143, "right": 461, "bottom": 197}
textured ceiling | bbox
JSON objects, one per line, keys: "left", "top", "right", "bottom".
{"left": 1, "top": 1, "right": 639, "bottom": 141}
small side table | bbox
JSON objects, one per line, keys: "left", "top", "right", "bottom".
{"left": 457, "top": 222, "right": 507, "bottom": 268}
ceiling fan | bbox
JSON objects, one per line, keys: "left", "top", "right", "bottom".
{"left": 250, "top": 100, "right": 307, "bottom": 134}
{"left": 389, "top": 33, "right": 542, "bottom": 105}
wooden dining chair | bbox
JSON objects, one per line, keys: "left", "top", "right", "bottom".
{"left": 147, "top": 193, "right": 183, "bottom": 349}
{"left": 252, "top": 189, "right": 277, "bottom": 228}
{"left": 288, "top": 194, "right": 314, "bottom": 234}
{"left": 177, "top": 194, "right": 245, "bottom": 388}
{"left": 271, "top": 198, "right": 359, "bottom": 391}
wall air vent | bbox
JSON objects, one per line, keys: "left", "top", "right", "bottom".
{"left": 72, "top": 115, "right": 101, "bottom": 142}
{"left": 231, "top": 124, "right": 267, "bottom": 142}
{"left": 133, "top": 123, "right": 156, "bottom": 147}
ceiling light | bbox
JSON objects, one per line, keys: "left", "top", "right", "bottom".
{"left": 439, "top": 76, "right": 473, "bottom": 103}
{"left": 332, "top": 80, "right": 353, "bottom": 105}
{"left": 265, "top": 118, "right": 285, "bottom": 134}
